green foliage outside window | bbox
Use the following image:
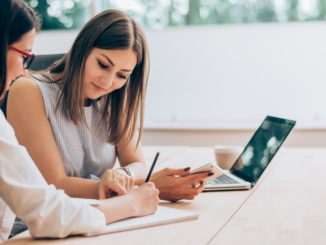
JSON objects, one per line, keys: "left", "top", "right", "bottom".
{"left": 24, "top": 0, "right": 326, "bottom": 30}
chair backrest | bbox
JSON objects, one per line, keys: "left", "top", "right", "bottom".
{"left": 0, "top": 53, "right": 65, "bottom": 116}
{"left": 29, "top": 53, "right": 65, "bottom": 71}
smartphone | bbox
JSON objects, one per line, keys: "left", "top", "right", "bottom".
{"left": 188, "top": 163, "right": 223, "bottom": 180}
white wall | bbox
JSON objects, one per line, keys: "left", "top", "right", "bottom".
{"left": 142, "top": 128, "right": 326, "bottom": 147}
{"left": 145, "top": 22, "right": 326, "bottom": 129}
{"left": 33, "top": 22, "right": 326, "bottom": 147}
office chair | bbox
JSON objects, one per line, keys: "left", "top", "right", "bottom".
{"left": 0, "top": 53, "right": 65, "bottom": 116}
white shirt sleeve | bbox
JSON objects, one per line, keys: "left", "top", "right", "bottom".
{"left": 0, "top": 111, "right": 106, "bottom": 240}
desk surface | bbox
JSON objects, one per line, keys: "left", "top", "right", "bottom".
{"left": 4, "top": 147, "right": 326, "bottom": 245}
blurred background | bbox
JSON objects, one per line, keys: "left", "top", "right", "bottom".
{"left": 24, "top": 0, "right": 326, "bottom": 147}
{"left": 24, "top": 0, "right": 326, "bottom": 30}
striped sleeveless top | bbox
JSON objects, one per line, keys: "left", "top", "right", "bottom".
{"left": 35, "top": 75, "right": 116, "bottom": 178}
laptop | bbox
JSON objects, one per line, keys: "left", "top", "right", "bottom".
{"left": 204, "top": 115, "right": 296, "bottom": 191}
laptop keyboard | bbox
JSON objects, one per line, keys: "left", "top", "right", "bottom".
{"left": 207, "top": 174, "right": 239, "bottom": 185}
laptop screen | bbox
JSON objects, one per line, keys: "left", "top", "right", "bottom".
{"left": 230, "top": 116, "right": 296, "bottom": 185}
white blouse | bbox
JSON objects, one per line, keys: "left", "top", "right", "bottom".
{"left": 0, "top": 110, "right": 106, "bottom": 242}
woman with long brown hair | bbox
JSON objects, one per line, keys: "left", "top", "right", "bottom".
{"left": 0, "top": 0, "right": 159, "bottom": 240}
{"left": 8, "top": 8, "right": 211, "bottom": 207}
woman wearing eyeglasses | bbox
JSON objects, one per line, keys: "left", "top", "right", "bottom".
{"left": 8, "top": 46, "right": 35, "bottom": 70}
{"left": 0, "top": 0, "right": 159, "bottom": 241}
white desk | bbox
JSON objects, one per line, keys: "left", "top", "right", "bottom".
{"left": 4, "top": 147, "right": 325, "bottom": 245}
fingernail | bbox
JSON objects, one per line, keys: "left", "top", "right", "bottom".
{"left": 184, "top": 167, "right": 191, "bottom": 172}
{"left": 208, "top": 172, "right": 214, "bottom": 176}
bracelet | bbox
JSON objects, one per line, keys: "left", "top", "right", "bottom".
{"left": 117, "top": 167, "right": 135, "bottom": 177}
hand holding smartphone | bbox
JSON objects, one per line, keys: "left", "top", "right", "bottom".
{"left": 188, "top": 163, "right": 223, "bottom": 180}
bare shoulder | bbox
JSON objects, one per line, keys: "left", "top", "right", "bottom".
{"left": 9, "top": 76, "right": 40, "bottom": 97}
{"left": 7, "top": 76, "right": 45, "bottom": 113}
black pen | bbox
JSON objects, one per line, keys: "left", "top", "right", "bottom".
{"left": 145, "top": 152, "right": 160, "bottom": 182}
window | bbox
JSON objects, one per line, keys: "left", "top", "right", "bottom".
{"left": 25, "top": 0, "right": 326, "bottom": 30}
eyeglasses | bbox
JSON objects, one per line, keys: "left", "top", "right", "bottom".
{"left": 9, "top": 46, "right": 35, "bottom": 69}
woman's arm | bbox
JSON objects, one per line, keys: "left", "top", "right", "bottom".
{"left": 0, "top": 113, "right": 105, "bottom": 238}
{"left": 116, "top": 130, "right": 147, "bottom": 180}
{"left": 0, "top": 113, "right": 159, "bottom": 238}
{"left": 7, "top": 78, "right": 99, "bottom": 199}
{"left": 96, "top": 182, "right": 159, "bottom": 224}
{"left": 115, "top": 132, "right": 211, "bottom": 202}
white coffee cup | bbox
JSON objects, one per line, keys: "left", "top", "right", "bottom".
{"left": 213, "top": 145, "right": 242, "bottom": 170}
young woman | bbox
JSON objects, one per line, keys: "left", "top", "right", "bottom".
{"left": 7, "top": 8, "right": 211, "bottom": 204}
{"left": 0, "top": 0, "right": 159, "bottom": 241}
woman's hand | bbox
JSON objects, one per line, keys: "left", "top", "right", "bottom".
{"left": 96, "top": 182, "right": 160, "bottom": 223}
{"left": 150, "top": 167, "right": 212, "bottom": 202}
{"left": 129, "top": 182, "right": 160, "bottom": 216}
{"left": 98, "top": 169, "right": 135, "bottom": 199}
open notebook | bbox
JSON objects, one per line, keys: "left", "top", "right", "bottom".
{"left": 86, "top": 206, "right": 198, "bottom": 236}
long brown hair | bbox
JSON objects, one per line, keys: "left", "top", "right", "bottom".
{"left": 48, "top": 9, "right": 149, "bottom": 146}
